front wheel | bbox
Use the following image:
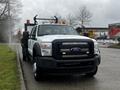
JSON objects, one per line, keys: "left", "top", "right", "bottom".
{"left": 34, "top": 71, "right": 40, "bottom": 81}
{"left": 85, "top": 66, "right": 98, "bottom": 77}
{"left": 33, "top": 62, "right": 40, "bottom": 81}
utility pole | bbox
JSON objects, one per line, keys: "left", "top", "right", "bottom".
{"left": 7, "top": 0, "right": 12, "bottom": 43}
{"left": 7, "top": 0, "right": 10, "bottom": 17}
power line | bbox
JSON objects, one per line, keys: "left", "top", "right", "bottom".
{"left": 7, "top": 0, "right": 10, "bottom": 17}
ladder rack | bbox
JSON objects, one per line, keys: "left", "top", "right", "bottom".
{"left": 33, "top": 15, "right": 58, "bottom": 24}
{"left": 24, "top": 15, "right": 58, "bottom": 31}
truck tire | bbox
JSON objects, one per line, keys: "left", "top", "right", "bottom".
{"left": 85, "top": 66, "right": 98, "bottom": 77}
{"left": 34, "top": 73, "right": 40, "bottom": 81}
{"left": 33, "top": 56, "right": 43, "bottom": 81}
{"left": 33, "top": 62, "right": 40, "bottom": 81}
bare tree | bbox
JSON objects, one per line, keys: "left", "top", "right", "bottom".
{"left": 0, "top": 0, "right": 8, "bottom": 19}
{"left": 0, "top": 0, "right": 22, "bottom": 42}
{"left": 67, "top": 14, "right": 76, "bottom": 26}
{"left": 76, "top": 6, "right": 92, "bottom": 27}
{"left": 0, "top": 0, "right": 9, "bottom": 42}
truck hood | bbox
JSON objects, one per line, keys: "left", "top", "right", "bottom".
{"left": 37, "top": 35, "right": 92, "bottom": 43}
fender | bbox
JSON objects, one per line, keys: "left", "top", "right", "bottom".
{"left": 33, "top": 43, "right": 41, "bottom": 57}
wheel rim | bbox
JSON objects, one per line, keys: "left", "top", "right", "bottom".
{"left": 34, "top": 73, "right": 37, "bottom": 77}
{"left": 33, "top": 62, "right": 37, "bottom": 73}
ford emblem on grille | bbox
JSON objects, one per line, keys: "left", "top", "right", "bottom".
{"left": 71, "top": 47, "right": 81, "bottom": 52}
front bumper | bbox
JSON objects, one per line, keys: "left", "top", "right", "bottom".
{"left": 36, "top": 55, "right": 101, "bottom": 74}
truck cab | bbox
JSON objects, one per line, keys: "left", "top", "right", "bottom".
{"left": 21, "top": 16, "right": 101, "bottom": 81}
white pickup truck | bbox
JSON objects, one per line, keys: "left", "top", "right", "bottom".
{"left": 21, "top": 20, "right": 101, "bottom": 81}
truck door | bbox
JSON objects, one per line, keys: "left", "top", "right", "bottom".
{"left": 28, "top": 26, "right": 37, "bottom": 55}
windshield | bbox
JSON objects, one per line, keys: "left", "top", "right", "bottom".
{"left": 37, "top": 25, "right": 78, "bottom": 36}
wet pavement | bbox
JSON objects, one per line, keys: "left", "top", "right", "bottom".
{"left": 18, "top": 46, "right": 120, "bottom": 90}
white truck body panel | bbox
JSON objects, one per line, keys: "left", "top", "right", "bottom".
{"left": 37, "top": 35, "right": 92, "bottom": 43}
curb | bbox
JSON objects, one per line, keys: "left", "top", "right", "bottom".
{"left": 16, "top": 46, "right": 27, "bottom": 90}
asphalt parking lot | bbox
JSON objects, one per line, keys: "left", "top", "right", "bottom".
{"left": 18, "top": 46, "right": 120, "bottom": 90}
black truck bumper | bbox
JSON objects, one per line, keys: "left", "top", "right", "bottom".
{"left": 36, "top": 55, "right": 101, "bottom": 75}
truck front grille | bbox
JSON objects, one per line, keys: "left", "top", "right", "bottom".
{"left": 52, "top": 39, "right": 94, "bottom": 60}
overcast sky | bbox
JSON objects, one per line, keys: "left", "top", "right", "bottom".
{"left": 21, "top": 0, "right": 120, "bottom": 27}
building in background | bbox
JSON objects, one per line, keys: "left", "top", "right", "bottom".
{"left": 109, "top": 23, "right": 120, "bottom": 39}
{"left": 75, "top": 27, "right": 108, "bottom": 39}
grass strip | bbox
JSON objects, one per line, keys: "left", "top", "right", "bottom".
{"left": 0, "top": 44, "right": 20, "bottom": 90}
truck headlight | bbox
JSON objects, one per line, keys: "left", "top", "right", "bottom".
{"left": 94, "top": 42, "right": 100, "bottom": 55}
{"left": 40, "top": 43, "right": 52, "bottom": 56}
